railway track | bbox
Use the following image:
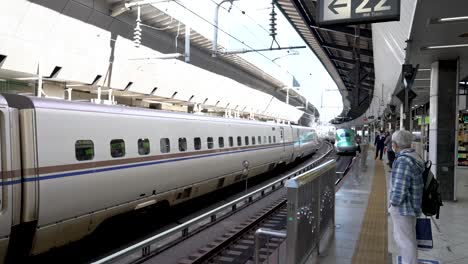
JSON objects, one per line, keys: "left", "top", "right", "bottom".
{"left": 178, "top": 199, "right": 287, "bottom": 264}
{"left": 92, "top": 142, "right": 341, "bottom": 264}
{"left": 173, "top": 154, "right": 356, "bottom": 264}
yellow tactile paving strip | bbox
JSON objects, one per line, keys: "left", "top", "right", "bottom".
{"left": 352, "top": 159, "right": 388, "bottom": 264}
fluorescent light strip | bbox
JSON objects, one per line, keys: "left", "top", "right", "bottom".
{"left": 423, "top": 44, "right": 468, "bottom": 50}
{"left": 439, "top": 16, "right": 468, "bottom": 23}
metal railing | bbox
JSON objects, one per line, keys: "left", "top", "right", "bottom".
{"left": 254, "top": 228, "right": 287, "bottom": 264}
{"left": 286, "top": 159, "right": 336, "bottom": 264}
{"left": 253, "top": 160, "right": 336, "bottom": 264}
{"left": 92, "top": 143, "right": 333, "bottom": 264}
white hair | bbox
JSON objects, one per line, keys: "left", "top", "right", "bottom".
{"left": 392, "top": 130, "right": 413, "bottom": 149}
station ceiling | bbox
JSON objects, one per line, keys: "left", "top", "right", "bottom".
{"left": 406, "top": 0, "right": 468, "bottom": 107}
{"left": 276, "top": 0, "right": 375, "bottom": 124}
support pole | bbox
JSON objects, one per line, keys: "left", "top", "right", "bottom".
{"left": 404, "top": 85, "right": 410, "bottom": 130}
{"left": 213, "top": 0, "right": 237, "bottom": 57}
{"left": 400, "top": 104, "right": 404, "bottom": 129}
{"left": 37, "top": 61, "right": 43, "bottom": 98}
{"left": 67, "top": 88, "right": 72, "bottom": 101}
{"left": 97, "top": 86, "right": 102, "bottom": 102}
{"left": 108, "top": 88, "right": 113, "bottom": 102}
{"left": 185, "top": 25, "right": 190, "bottom": 63}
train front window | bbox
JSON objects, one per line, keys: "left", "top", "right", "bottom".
{"left": 110, "top": 139, "right": 125, "bottom": 158}
{"left": 179, "top": 138, "right": 187, "bottom": 152}
{"left": 340, "top": 132, "right": 351, "bottom": 137}
{"left": 194, "top": 137, "right": 201, "bottom": 150}
{"left": 138, "top": 138, "right": 150, "bottom": 155}
{"left": 160, "top": 138, "right": 170, "bottom": 153}
{"left": 75, "top": 140, "right": 94, "bottom": 161}
{"left": 207, "top": 137, "right": 214, "bottom": 149}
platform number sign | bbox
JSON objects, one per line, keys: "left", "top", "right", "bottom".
{"left": 317, "top": 0, "right": 400, "bottom": 26}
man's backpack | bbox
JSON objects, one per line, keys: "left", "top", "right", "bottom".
{"left": 421, "top": 160, "right": 443, "bottom": 219}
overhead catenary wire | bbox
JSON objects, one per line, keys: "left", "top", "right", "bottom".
{"left": 209, "top": 0, "right": 272, "bottom": 36}
{"left": 172, "top": 0, "right": 293, "bottom": 73}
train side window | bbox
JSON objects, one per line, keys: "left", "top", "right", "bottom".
{"left": 218, "top": 137, "right": 225, "bottom": 148}
{"left": 264, "top": 136, "right": 267, "bottom": 144}
{"left": 273, "top": 136, "right": 276, "bottom": 143}
{"left": 138, "top": 138, "right": 150, "bottom": 155}
{"left": 194, "top": 137, "right": 201, "bottom": 150}
{"left": 237, "top": 136, "right": 242, "bottom": 146}
{"left": 160, "top": 138, "right": 170, "bottom": 153}
{"left": 252, "top": 136, "right": 256, "bottom": 145}
{"left": 269, "top": 136, "right": 272, "bottom": 144}
{"left": 258, "top": 136, "right": 261, "bottom": 144}
{"left": 207, "top": 137, "right": 214, "bottom": 149}
{"left": 75, "top": 140, "right": 94, "bottom": 161}
{"left": 229, "top": 137, "right": 234, "bottom": 147}
{"left": 245, "top": 136, "right": 249, "bottom": 145}
{"left": 110, "top": 139, "right": 125, "bottom": 158}
{"left": 179, "top": 138, "right": 187, "bottom": 152}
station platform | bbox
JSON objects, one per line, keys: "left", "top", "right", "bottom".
{"left": 307, "top": 147, "right": 468, "bottom": 264}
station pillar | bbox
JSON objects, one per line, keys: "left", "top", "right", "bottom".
{"left": 429, "top": 60, "right": 458, "bottom": 200}
{"left": 399, "top": 104, "right": 404, "bottom": 130}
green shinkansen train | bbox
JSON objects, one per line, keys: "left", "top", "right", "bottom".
{"left": 335, "top": 128, "right": 359, "bottom": 155}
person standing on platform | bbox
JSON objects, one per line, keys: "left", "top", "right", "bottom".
{"left": 385, "top": 131, "right": 396, "bottom": 168}
{"left": 374, "top": 131, "right": 386, "bottom": 160}
{"left": 389, "top": 130, "right": 425, "bottom": 264}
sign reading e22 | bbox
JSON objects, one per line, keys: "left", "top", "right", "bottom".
{"left": 356, "top": 0, "right": 392, "bottom": 13}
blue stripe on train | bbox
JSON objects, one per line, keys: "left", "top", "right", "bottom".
{"left": 1, "top": 143, "right": 288, "bottom": 186}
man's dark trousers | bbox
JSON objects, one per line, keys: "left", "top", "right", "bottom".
{"left": 375, "top": 146, "right": 384, "bottom": 160}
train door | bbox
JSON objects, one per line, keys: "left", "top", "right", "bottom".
{"left": 280, "top": 127, "right": 285, "bottom": 151}
{"left": 0, "top": 106, "right": 12, "bottom": 263}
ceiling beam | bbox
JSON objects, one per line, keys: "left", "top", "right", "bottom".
{"left": 337, "top": 67, "right": 375, "bottom": 79}
{"left": 311, "top": 25, "right": 372, "bottom": 39}
{"left": 340, "top": 73, "right": 374, "bottom": 83}
{"left": 341, "top": 75, "right": 374, "bottom": 86}
{"left": 330, "top": 56, "right": 374, "bottom": 69}
{"left": 344, "top": 82, "right": 373, "bottom": 91}
{"left": 322, "top": 42, "right": 373, "bottom": 57}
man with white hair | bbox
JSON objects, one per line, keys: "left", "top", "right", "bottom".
{"left": 389, "top": 130, "right": 425, "bottom": 264}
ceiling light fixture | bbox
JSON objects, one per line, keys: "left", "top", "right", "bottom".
{"left": 421, "top": 43, "right": 468, "bottom": 50}
{"left": 438, "top": 16, "right": 468, "bottom": 23}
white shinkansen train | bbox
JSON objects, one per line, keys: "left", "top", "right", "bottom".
{"left": 0, "top": 94, "right": 320, "bottom": 261}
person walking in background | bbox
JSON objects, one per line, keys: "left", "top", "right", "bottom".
{"left": 374, "top": 131, "right": 386, "bottom": 160}
{"left": 385, "top": 131, "right": 396, "bottom": 168}
{"left": 389, "top": 130, "right": 425, "bottom": 264}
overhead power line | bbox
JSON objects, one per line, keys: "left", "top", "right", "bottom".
{"left": 172, "top": 0, "right": 297, "bottom": 77}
